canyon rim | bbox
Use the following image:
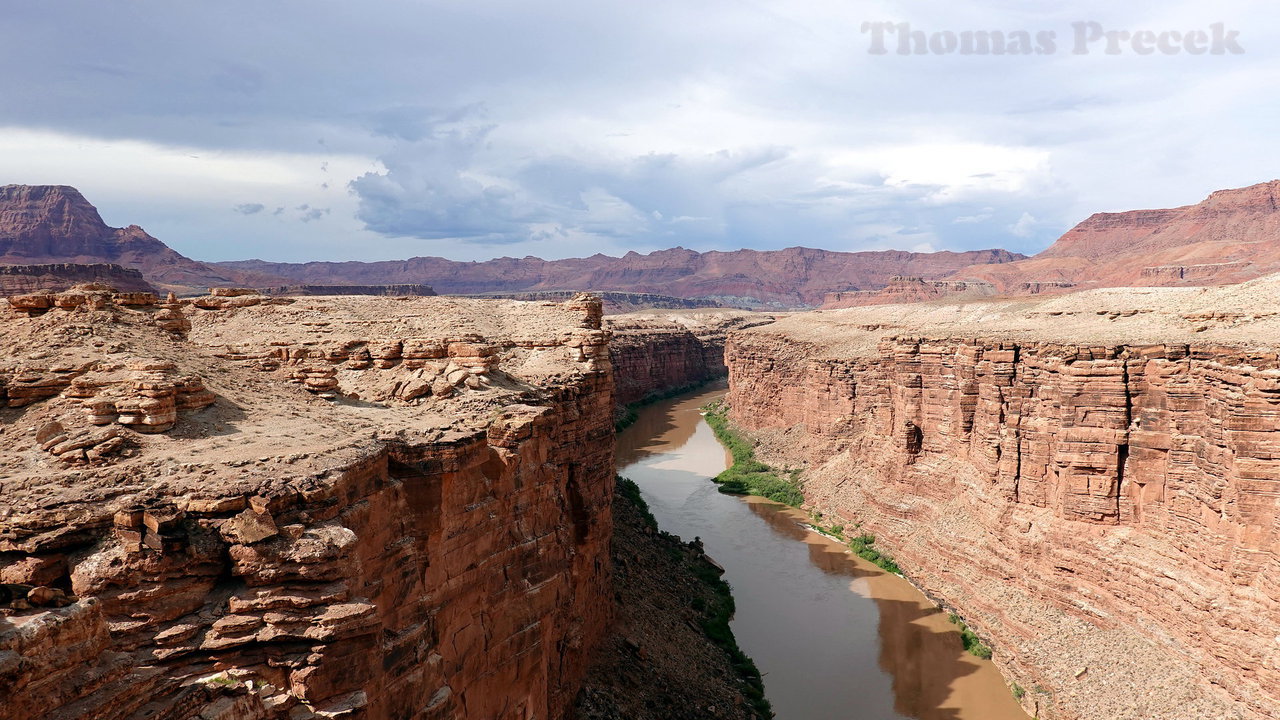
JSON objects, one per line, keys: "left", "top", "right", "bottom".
{"left": 4, "top": 2, "right": 1280, "bottom": 717}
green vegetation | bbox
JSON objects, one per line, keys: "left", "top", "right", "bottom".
{"left": 701, "top": 400, "right": 804, "bottom": 506}
{"left": 1012, "top": 683, "right": 1026, "bottom": 701}
{"left": 948, "top": 613, "right": 994, "bottom": 660}
{"left": 614, "top": 378, "right": 722, "bottom": 432}
{"left": 690, "top": 557, "right": 773, "bottom": 718}
{"left": 847, "top": 533, "right": 903, "bottom": 575}
{"left": 616, "top": 476, "right": 657, "bottom": 529}
{"left": 614, "top": 474, "right": 774, "bottom": 719}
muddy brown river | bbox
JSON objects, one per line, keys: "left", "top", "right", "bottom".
{"left": 616, "top": 383, "right": 1030, "bottom": 720}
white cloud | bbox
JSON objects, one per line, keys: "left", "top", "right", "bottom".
{"left": 1010, "top": 212, "right": 1039, "bottom": 238}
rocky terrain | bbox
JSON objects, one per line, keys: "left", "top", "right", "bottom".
{"left": 725, "top": 277, "right": 1280, "bottom": 719}
{"left": 0, "top": 288, "right": 617, "bottom": 719}
{"left": 0, "top": 186, "right": 236, "bottom": 294}
{"left": 605, "top": 311, "right": 777, "bottom": 407}
{"left": 954, "top": 180, "right": 1280, "bottom": 294}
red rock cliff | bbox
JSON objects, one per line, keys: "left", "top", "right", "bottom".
{"left": 605, "top": 311, "right": 777, "bottom": 406}
{"left": 0, "top": 292, "right": 615, "bottom": 719}
{"left": 725, "top": 283, "right": 1280, "bottom": 720}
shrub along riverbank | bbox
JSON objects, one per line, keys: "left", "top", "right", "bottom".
{"left": 612, "top": 477, "right": 774, "bottom": 718}
{"left": 701, "top": 400, "right": 804, "bottom": 506}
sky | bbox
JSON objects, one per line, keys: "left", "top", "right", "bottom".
{"left": 1, "top": 1, "right": 1277, "bottom": 263}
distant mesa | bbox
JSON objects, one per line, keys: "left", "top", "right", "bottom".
{"left": 454, "top": 290, "right": 728, "bottom": 314}
{"left": 259, "top": 284, "right": 437, "bottom": 297}
{"left": 0, "top": 262, "right": 157, "bottom": 296}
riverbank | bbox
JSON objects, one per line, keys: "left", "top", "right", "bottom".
{"left": 614, "top": 384, "right": 1030, "bottom": 720}
{"left": 574, "top": 478, "right": 771, "bottom": 720}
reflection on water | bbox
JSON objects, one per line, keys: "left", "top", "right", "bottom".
{"left": 616, "top": 383, "right": 1028, "bottom": 720}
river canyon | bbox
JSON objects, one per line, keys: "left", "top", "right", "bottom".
{"left": 617, "top": 384, "right": 1029, "bottom": 720}
{"left": 2, "top": 278, "right": 1279, "bottom": 719}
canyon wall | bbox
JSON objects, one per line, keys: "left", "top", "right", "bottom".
{"left": 822, "top": 276, "right": 996, "bottom": 308}
{"left": 725, "top": 282, "right": 1280, "bottom": 720}
{"left": 0, "top": 290, "right": 615, "bottom": 719}
{"left": 605, "top": 311, "right": 776, "bottom": 407}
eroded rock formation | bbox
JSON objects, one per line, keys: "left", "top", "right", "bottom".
{"left": 822, "top": 276, "right": 997, "bottom": 308}
{"left": 725, "top": 278, "right": 1280, "bottom": 720}
{"left": 0, "top": 291, "right": 615, "bottom": 719}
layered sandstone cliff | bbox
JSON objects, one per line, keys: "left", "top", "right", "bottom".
{"left": 0, "top": 291, "right": 615, "bottom": 719}
{"left": 822, "top": 276, "right": 997, "bottom": 308}
{"left": 726, "top": 279, "right": 1280, "bottom": 719}
{"left": 605, "top": 311, "right": 777, "bottom": 407}
{"left": 0, "top": 263, "right": 157, "bottom": 295}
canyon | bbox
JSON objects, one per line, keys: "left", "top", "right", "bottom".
{"left": 605, "top": 311, "right": 777, "bottom": 407}
{"left": 4, "top": 179, "right": 1280, "bottom": 720}
{"left": 726, "top": 279, "right": 1280, "bottom": 719}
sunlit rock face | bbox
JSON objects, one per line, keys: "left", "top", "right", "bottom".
{"left": 725, "top": 286, "right": 1280, "bottom": 720}
{"left": 0, "top": 292, "right": 615, "bottom": 720}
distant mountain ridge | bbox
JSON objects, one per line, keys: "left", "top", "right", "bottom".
{"left": 0, "top": 185, "right": 235, "bottom": 293}
{"left": 949, "top": 179, "right": 1280, "bottom": 292}
{"left": 7, "top": 181, "right": 1280, "bottom": 308}
{"left": 215, "top": 246, "right": 1024, "bottom": 308}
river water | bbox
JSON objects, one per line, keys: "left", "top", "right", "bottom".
{"left": 616, "top": 383, "right": 1029, "bottom": 720}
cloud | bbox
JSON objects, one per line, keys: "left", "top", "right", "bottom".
{"left": 296, "top": 204, "right": 330, "bottom": 222}
{"left": 234, "top": 203, "right": 265, "bottom": 215}
{"left": 1010, "top": 212, "right": 1039, "bottom": 238}
{"left": 0, "top": 1, "right": 1275, "bottom": 261}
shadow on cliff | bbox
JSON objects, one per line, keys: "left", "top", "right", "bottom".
{"left": 746, "top": 500, "right": 994, "bottom": 720}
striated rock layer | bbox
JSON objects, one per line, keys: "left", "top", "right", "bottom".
{"left": 605, "top": 311, "right": 777, "bottom": 407}
{"left": 0, "top": 291, "right": 615, "bottom": 719}
{"left": 0, "top": 263, "right": 157, "bottom": 295}
{"left": 822, "top": 276, "right": 997, "bottom": 308}
{"left": 725, "top": 279, "right": 1280, "bottom": 720}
